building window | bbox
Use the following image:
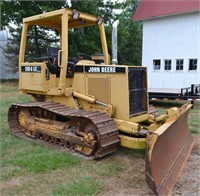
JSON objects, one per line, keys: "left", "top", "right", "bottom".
{"left": 153, "top": 59, "right": 161, "bottom": 70}
{"left": 189, "top": 59, "right": 197, "bottom": 70}
{"left": 164, "top": 60, "right": 172, "bottom": 70}
{"left": 176, "top": 59, "right": 184, "bottom": 70}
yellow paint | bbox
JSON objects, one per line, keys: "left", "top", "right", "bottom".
{"left": 114, "top": 119, "right": 139, "bottom": 134}
{"left": 119, "top": 135, "right": 146, "bottom": 149}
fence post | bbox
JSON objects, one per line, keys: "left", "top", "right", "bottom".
{"left": 191, "top": 100, "right": 194, "bottom": 109}
{"left": 191, "top": 84, "right": 194, "bottom": 95}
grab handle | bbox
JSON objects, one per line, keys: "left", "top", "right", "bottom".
{"left": 58, "top": 50, "right": 63, "bottom": 67}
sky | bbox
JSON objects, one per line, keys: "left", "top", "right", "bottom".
{"left": 66, "top": 0, "right": 125, "bottom": 7}
{"left": 65, "top": 0, "right": 124, "bottom": 14}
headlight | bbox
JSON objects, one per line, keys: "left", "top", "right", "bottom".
{"left": 72, "top": 9, "right": 80, "bottom": 19}
{"left": 96, "top": 17, "right": 103, "bottom": 25}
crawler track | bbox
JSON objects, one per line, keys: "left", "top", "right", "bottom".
{"left": 8, "top": 102, "right": 120, "bottom": 159}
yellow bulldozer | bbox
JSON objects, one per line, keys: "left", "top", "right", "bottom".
{"left": 8, "top": 9, "right": 195, "bottom": 195}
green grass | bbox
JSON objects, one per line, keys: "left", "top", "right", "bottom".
{"left": 2, "top": 143, "right": 81, "bottom": 173}
{"left": 0, "top": 82, "right": 199, "bottom": 195}
{"left": 150, "top": 99, "right": 200, "bottom": 108}
{"left": 188, "top": 110, "right": 200, "bottom": 134}
{"left": 51, "top": 176, "right": 100, "bottom": 196}
{"left": 151, "top": 100, "right": 200, "bottom": 134}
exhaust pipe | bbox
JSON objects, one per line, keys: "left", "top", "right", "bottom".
{"left": 112, "top": 20, "right": 119, "bottom": 64}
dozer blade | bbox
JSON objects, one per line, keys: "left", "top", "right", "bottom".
{"left": 145, "top": 104, "right": 195, "bottom": 195}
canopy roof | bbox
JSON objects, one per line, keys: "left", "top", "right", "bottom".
{"left": 23, "top": 8, "right": 99, "bottom": 30}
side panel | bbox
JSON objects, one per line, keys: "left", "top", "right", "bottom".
{"left": 84, "top": 68, "right": 130, "bottom": 120}
{"left": 20, "top": 62, "right": 47, "bottom": 92}
{"left": 110, "top": 72, "right": 129, "bottom": 120}
{"left": 72, "top": 65, "right": 130, "bottom": 120}
{"left": 72, "top": 65, "right": 148, "bottom": 121}
{"left": 87, "top": 77, "right": 110, "bottom": 104}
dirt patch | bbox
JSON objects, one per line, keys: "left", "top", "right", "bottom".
{"left": 1, "top": 177, "right": 22, "bottom": 190}
{"left": 0, "top": 169, "right": 72, "bottom": 195}
{"left": 172, "top": 135, "right": 200, "bottom": 195}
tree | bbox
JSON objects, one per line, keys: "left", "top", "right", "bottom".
{"left": 1, "top": 1, "right": 67, "bottom": 29}
{"left": 68, "top": 0, "right": 117, "bottom": 57}
{"left": 116, "top": 0, "right": 142, "bottom": 65}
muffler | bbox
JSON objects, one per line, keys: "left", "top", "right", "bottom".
{"left": 112, "top": 20, "right": 119, "bottom": 64}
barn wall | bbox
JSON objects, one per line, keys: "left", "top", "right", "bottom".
{"left": 142, "top": 12, "right": 200, "bottom": 90}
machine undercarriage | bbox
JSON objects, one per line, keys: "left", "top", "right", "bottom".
{"left": 9, "top": 102, "right": 120, "bottom": 159}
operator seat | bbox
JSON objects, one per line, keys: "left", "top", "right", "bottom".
{"left": 46, "top": 47, "right": 76, "bottom": 77}
{"left": 46, "top": 47, "right": 59, "bottom": 75}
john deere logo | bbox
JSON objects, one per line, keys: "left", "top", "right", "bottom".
{"left": 87, "top": 66, "right": 116, "bottom": 73}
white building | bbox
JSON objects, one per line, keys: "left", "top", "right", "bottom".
{"left": 0, "top": 30, "right": 19, "bottom": 80}
{"left": 133, "top": 0, "right": 200, "bottom": 94}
